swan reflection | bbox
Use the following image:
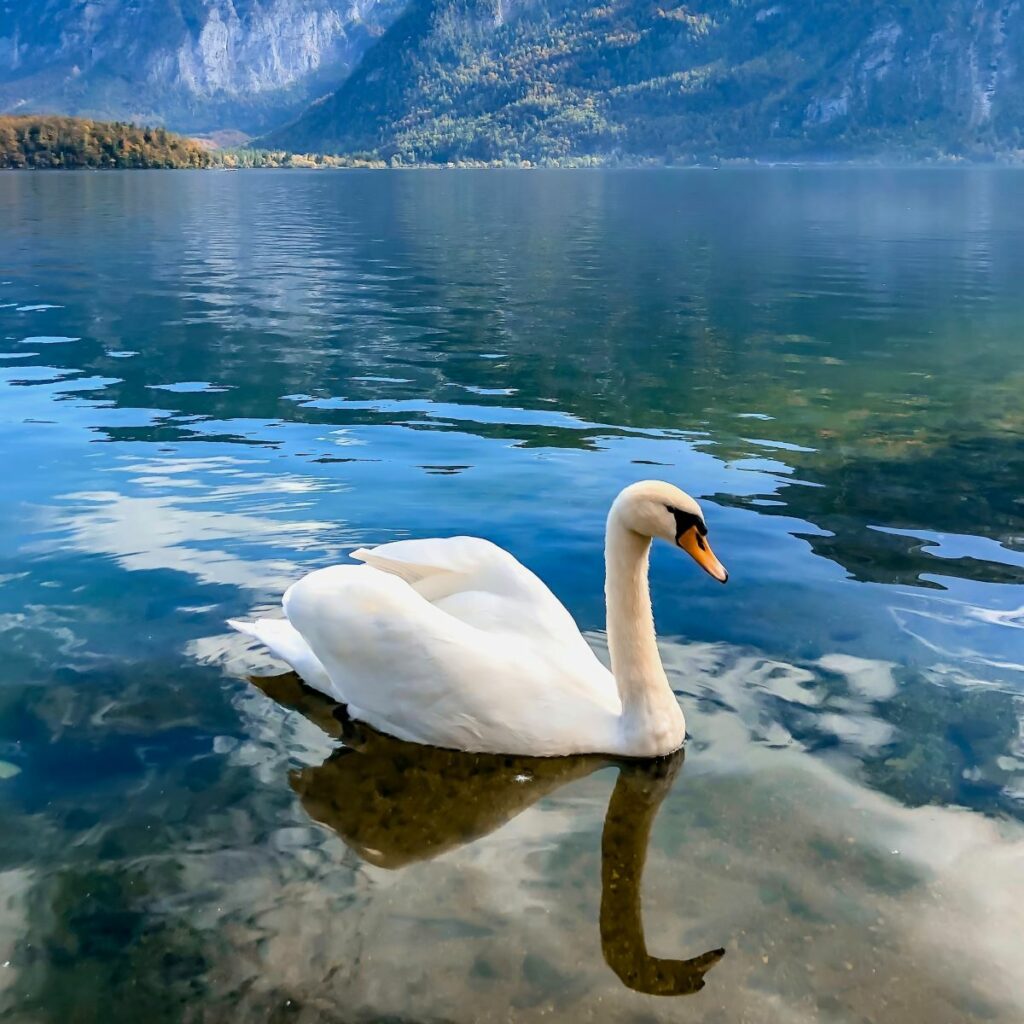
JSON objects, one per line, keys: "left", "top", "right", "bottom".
{"left": 252, "top": 671, "right": 724, "bottom": 997}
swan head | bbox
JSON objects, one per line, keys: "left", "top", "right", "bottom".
{"left": 611, "top": 480, "right": 728, "bottom": 583}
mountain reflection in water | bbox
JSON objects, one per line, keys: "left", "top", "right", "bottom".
{"left": 254, "top": 671, "right": 725, "bottom": 997}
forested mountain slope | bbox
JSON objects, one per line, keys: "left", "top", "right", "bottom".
{"left": 264, "top": 0, "right": 1024, "bottom": 163}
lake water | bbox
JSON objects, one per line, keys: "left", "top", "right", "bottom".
{"left": 0, "top": 169, "right": 1022, "bottom": 1023}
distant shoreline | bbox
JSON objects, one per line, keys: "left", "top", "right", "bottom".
{"left": 6, "top": 159, "right": 1024, "bottom": 171}
{"left": 4, "top": 115, "right": 1023, "bottom": 171}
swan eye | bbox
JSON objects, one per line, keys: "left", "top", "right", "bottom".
{"left": 666, "top": 505, "right": 708, "bottom": 543}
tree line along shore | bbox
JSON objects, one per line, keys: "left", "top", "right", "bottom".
{"left": 0, "top": 115, "right": 388, "bottom": 170}
{"left": 5, "top": 114, "right": 1020, "bottom": 171}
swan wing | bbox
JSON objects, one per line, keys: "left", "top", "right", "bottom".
{"left": 351, "top": 536, "right": 608, "bottom": 675}
{"left": 282, "top": 564, "right": 621, "bottom": 755}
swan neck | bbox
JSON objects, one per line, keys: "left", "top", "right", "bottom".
{"left": 605, "top": 509, "right": 685, "bottom": 754}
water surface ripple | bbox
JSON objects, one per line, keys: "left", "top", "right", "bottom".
{"left": 0, "top": 169, "right": 1022, "bottom": 1023}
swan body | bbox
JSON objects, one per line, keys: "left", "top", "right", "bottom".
{"left": 230, "top": 481, "right": 727, "bottom": 757}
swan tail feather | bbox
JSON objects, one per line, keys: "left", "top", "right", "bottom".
{"left": 227, "top": 616, "right": 335, "bottom": 698}
{"left": 228, "top": 617, "right": 301, "bottom": 664}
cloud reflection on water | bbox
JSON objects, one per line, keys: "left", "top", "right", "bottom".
{"left": 168, "top": 635, "right": 1024, "bottom": 1023}
{"left": 2, "top": 169, "right": 1024, "bottom": 1022}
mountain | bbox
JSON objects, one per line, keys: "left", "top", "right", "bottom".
{"left": 0, "top": 0, "right": 407, "bottom": 135}
{"left": 263, "top": 0, "right": 1024, "bottom": 163}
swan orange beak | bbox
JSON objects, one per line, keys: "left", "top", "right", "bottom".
{"left": 678, "top": 528, "right": 728, "bottom": 583}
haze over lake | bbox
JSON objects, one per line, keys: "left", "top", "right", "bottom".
{"left": 1, "top": 169, "right": 1022, "bottom": 1023}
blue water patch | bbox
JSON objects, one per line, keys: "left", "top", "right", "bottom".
{"left": 0, "top": 168, "right": 1021, "bottom": 1022}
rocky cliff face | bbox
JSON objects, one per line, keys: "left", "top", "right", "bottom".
{"left": 0, "top": 0, "right": 408, "bottom": 135}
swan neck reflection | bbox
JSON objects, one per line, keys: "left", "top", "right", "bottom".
{"left": 601, "top": 758, "right": 724, "bottom": 995}
{"left": 250, "top": 672, "right": 723, "bottom": 996}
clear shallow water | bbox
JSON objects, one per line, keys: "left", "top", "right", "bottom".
{"left": 0, "top": 168, "right": 1022, "bottom": 1023}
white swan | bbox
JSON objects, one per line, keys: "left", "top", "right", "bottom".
{"left": 229, "top": 480, "right": 727, "bottom": 757}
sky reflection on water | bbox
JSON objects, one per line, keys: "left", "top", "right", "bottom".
{"left": 0, "top": 169, "right": 1022, "bottom": 1023}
